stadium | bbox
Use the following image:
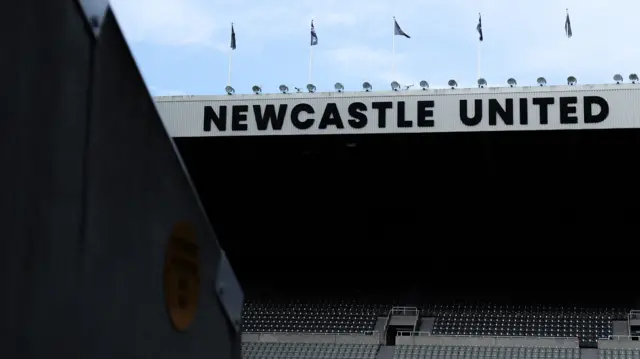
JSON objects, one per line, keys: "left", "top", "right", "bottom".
{"left": 155, "top": 80, "right": 640, "bottom": 359}
{"left": 9, "top": 2, "right": 640, "bottom": 358}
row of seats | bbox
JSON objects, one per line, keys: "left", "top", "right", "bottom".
{"left": 243, "top": 300, "right": 388, "bottom": 316}
{"left": 424, "top": 305, "right": 628, "bottom": 320}
{"left": 394, "top": 346, "right": 581, "bottom": 359}
{"left": 245, "top": 300, "right": 629, "bottom": 320}
{"left": 242, "top": 342, "right": 379, "bottom": 359}
{"left": 599, "top": 349, "right": 640, "bottom": 359}
{"left": 242, "top": 316, "right": 376, "bottom": 333}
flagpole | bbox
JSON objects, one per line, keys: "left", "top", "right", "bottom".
{"left": 565, "top": 8, "right": 571, "bottom": 75}
{"left": 477, "top": 40, "right": 481, "bottom": 80}
{"left": 228, "top": 49, "right": 232, "bottom": 86}
{"left": 309, "top": 42, "right": 313, "bottom": 84}
{"left": 476, "top": 13, "right": 482, "bottom": 81}
{"left": 392, "top": 17, "right": 396, "bottom": 79}
{"left": 308, "top": 18, "right": 315, "bottom": 84}
{"left": 228, "top": 22, "right": 233, "bottom": 86}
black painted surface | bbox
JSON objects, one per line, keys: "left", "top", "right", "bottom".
{"left": 0, "top": 1, "right": 93, "bottom": 356}
{"left": 1, "top": 3, "right": 239, "bottom": 358}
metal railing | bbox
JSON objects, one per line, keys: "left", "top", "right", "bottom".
{"left": 384, "top": 306, "right": 420, "bottom": 337}
{"left": 628, "top": 310, "right": 640, "bottom": 336}
{"left": 383, "top": 308, "right": 392, "bottom": 338}
{"left": 390, "top": 307, "right": 420, "bottom": 316}
{"left": 397, "top": 331, "right": 431, "bottom": 337}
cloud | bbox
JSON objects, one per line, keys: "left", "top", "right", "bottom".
{"left": 110, "top": 0, "right": 391, "bottom": 48}
{"left": 322, "top": 45, "right": 417, "bottom": 86}
{"left": 148, "top": 85, "right": 186, "bottom": 96}
{"left": 111, "top": 0, "right": 640, "bottom": 94}
{"left": 110, "top": 0, "right": 221, "bottom": 47}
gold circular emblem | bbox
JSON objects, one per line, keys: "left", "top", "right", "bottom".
{"left": 164, "top": 222, "right": 200, "bottom": 332}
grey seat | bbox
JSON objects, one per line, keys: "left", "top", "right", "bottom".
{"left": 430, "top": 303, "right": 620, "bottom": 347}
{"left": 242, "top": 299, "right": 378, "bottom": 334}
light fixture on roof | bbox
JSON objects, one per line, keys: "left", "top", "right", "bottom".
{"left": 334, "top": 82, "right": 344, "bottom": 92}
{"left": 362, "top": 82, "right": 372, "bottom": 92}
{"left": 477, "top": 78, "right": 487, "bottom": 88}
{"left": 537, "top": 77, "right": 547, "bottom": 86}
{"left": 390, "top": 81, "right": 401, "bottom": 91}
{"left": 306, "top": 84, "right": 316, "bottom": 93}
{"left": 567, "top": 76, "right": 577, "bottom": 86}
{"left": 419, "top": 80, "right": 429, "bottom": 90}
{"left": 507, "top": 78, "right": 517, "bottom": 87}
{"left": 294, "top": 87, "right": 302, "bottom": 93}
{"left": 613, "top": 74, "right": 624, "bottom": 84}
{"left": 252, "top": 85, "right": 262, "bottom": 94}
{"left": 630, "top": 74, "right": 639, "bottom": 84}
{"left": 279, "top": 84, "right": 289, "bottom": 94}
{"left": 448, "top": 79, "right": 458, "bottom": 89}
{"left": 225, "top": 86, "right": 235, "bottom": 95}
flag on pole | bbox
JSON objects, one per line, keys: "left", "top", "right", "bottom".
{"left": 394, "top": 18, "right": 410, "bottom": 38}
{"left": 477, "top": 14, "right": 484, "bottom": 41}
{"left": 310, "top": 20, "right": 318, "bottom": 46}
{"left": 565, "top": 10, "right": 572, "bottom": 38}
{"left": 230, "top": 23, "right": 236, "bottom": 49}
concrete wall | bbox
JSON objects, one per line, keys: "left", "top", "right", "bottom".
{"left": 582, "top": 348, "right": 599, "bottom": 359}
{"left": 242, "top": 332, "right": 380, "bottom": 344}
{"left": 396, "top": 335, "right": 580, "bottom": 348}
{"left": 613, "top": 321, "right": 630, "bottom": 336}
{"left": 599, "top": 339, "right": 640, "bottom": 349}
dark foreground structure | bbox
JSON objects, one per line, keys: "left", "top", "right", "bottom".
{"left": 1, "top": 2, "right": 241, "bottom": 358}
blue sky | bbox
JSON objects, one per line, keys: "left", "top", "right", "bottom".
{"left": 110, "top": 0, "right": 640, "bottom": 96}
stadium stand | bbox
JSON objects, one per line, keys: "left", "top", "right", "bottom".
{"left": 235, "top": 254, "right": 637, "bottom": 359}
{"left": 241, "top": 299, "right": 627, "bottom": 345}
{"left": 242, "top": 300, "right": 380, "bottom": 333}
{"left": 430, "top": 304, "right": 625, "bottom": 345}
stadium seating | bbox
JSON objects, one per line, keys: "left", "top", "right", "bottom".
{"left": 393, "top": 346, "right": 581, "bottom": 359}
{"left": 241, "top": 342, "right": 379, "bottom": 359}
{"left": 241, "top": 300, "right": 379, "bottom": 333}
{"left": 242, "top": 299, "right": 629, "bottom": 349}
{"left": 429, "top": 304, "right": 625, "bottom": 346}
{"left": 599, "top": 349, "right": 640, "bottom": 359}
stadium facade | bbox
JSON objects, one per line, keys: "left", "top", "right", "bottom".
{"left": 155, "top": 84, "right": 640, "bottom": 359}
{"left": 155, "top": 84, "right": 638, "bottom": 137}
